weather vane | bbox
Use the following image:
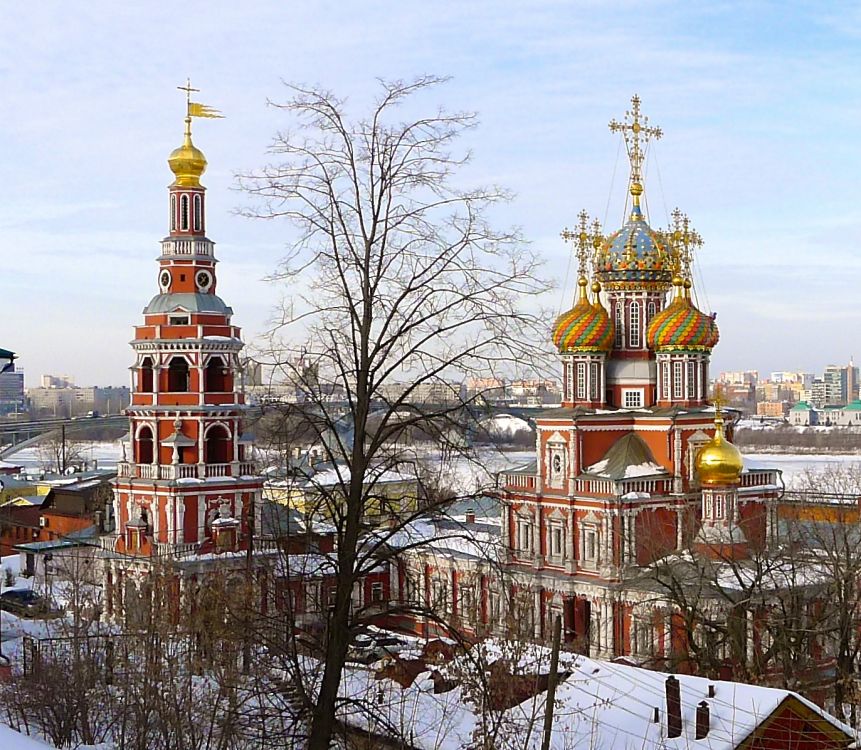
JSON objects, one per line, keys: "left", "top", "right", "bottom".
{"left": 177, "top": 78, "right": 225, "bottom": 122}
{"left": 609, "top": 95, "right": 662, "bottom": 199}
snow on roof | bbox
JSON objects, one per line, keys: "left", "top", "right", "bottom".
{"left": 338, "top": 642, "right": 855, "bottom": 750}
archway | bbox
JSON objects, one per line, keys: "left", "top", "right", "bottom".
{"left": 205, "top": 425, "right": 231, "bottom": 464}
{"left": 167, "top": 357, "right": 189, "bottom": 392}
{"left": 137, "top": 425, "right": 154, "bottom": 465}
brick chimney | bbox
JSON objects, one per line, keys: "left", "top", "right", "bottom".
{"left": 666, "top": 675, "right": 682, "bottom": 738}
{"left": 695, "top": 701, "right": 710, "bottom": 739}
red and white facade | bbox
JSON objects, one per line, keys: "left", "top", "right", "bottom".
{"left": 102, "top": 120, "right": 264, "bottom": 621}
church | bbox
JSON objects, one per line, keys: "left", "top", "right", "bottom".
{"left": 101, "top": 90, "right": 268, "bottom": 622}
{"left": 498, "top": 96, "right": 782, "bottom": 660}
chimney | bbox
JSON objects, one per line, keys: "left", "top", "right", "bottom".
{"left": 708, "top": 684, "right": 715, "bottom": 698}
{"left": 666, "top": 675, "right": 682, "bottom": 738}
{"left": 465, "top": 508, "right": 476, "bottom": 524}
{"left": 695, "top": 701, "right": 710, "bottom": 740}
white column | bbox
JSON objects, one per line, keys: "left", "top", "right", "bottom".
{"left": 197, "top": 495, "right": 206, "bottom": 542}
{"left": 166, "top": 497, "right": 175, "bottom": 543}
{"left": 177, "top": 498, "right": 186, "bottom": 543}
{"left": 533, "top": 590, "right": 542, "bottom": 639}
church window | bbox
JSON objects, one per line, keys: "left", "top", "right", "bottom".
{"left": 180, "top": 195, "right": 189, "bottom": 231}
{"left": 550, "top": 525, "right": 564, "bottom": 558}
{"left": 615, "top": 302, "right": 623, "bottom": 347}
{"left": 673, "top": 361, "right": 683, "bottom": 399}
{"left": 629, "top": 301, "right": 640, "bottom": 347}
{"left": 662, "top": 363, "right": 670, "bottom": 401}
{"left": 576, "top": 362, "right": 586, "bottom": 400}
{"left": 139, "top": 357, "right": 153, "bottom": 393}
{"left": 167, "top": 357, "right": 190, "bottom": 392}
{"left": 590, "top": 362, "right": 600, "bottom": 400}
{"left": 623, "top": 390, "right": 643, "bottom": 408}
{"left": 370, "top": 581, "right": 384, "bottom": 602}
{"left": 565, "top": 362, "right": 573, "bottom": 401}
{"left": 170, "top": 195, "right": 176, "bottom": 232}
{"left": 585, "top": 528, "right": 597, "bottom": 562}
{"left": 137, "top": 426, "right": 154, "bottom": 465}
{"left": 647, "top": 300, "right": 656, "bottom": 324}
{"left": 714, "top": 494, "right": 725, "bottom": 519}
{"left": 518, "top": 521, "right": 532, "bottom": 553}
{"left": 687, "top": 361, "right": 697, "bottom": 399}
{"left": 193, "top": 194, "right": 202, "bottom": 232}
{"left": 169, "top": 315, "right": 189, "bottom": 326}
{"left": 205, "top": 356, "right": 229, "bottom": 393}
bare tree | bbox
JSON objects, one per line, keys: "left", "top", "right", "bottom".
{"left": 239, "top": 76, "right": 549, "bottom": 748}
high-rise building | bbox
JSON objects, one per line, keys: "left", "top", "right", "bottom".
{"left": 0, "top": 365, "right": 25, "bottom": 415}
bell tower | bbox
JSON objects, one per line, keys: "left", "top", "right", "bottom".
{"left": 105, "top": 85, "right": 263, "bottom": 622}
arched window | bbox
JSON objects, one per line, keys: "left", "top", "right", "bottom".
{"left": 590, "top": 362, "right": 600, "bottom": 400}
{"left": 170, "top": 195, "right": 176, "bottom": 232}
{"left": 687, "top": 360, "right": 697, "bottom": 400}
{"left": 629, "top": 302, "right": 640, "bottom": 348}
{"left": 647, "top": 300, "right": 656, "bottom": 324}
{"left": 205, "top": 425, "right": 231, "bottom": 464}
{"left": 137, "top": 426, "right": 154, "bottom": 465}
{"left": 167, "top": 357, "right": 189, "bottom": 392}
{"left": 204, "top": 356, "right": 229, "bottom": 393}
{"left": 614, "top": 302, "right": 624, "bottom": 348}
{"left": 180, "top": 195, "right": 189, "bottom": 231}
{"left": 139, "top": 357, "right": 154, "bottom": 393}
{"left": 193, "top": 194, "right": 202, "bottom": 232}
{"left": 662, "top": 362, "right": 671, "bottom": 401}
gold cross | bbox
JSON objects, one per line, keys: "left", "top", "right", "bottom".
{"left": 177, "top": 78, "right": 200, "bottom": 114}
{"left": 561, "top": 210, "right": 593, "bottom": 277}
{"left": 609, "top": 95, "right": 663, "bottom": 192}
{"left": 712, "top": 385, "right": 726, "bottom": 416}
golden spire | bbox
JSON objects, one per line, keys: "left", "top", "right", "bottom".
{"left": 609, "top": 95, "right": 663, "bottom": 213}
{"left": 664, "top": 207, "right": 703, "bottom": 298}
{"left": 168, "top": 79, "right": 224, "bottom": 187}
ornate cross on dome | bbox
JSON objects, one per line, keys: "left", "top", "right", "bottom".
{"left": 609, "top": 95, "right": 663, "bottom": 202}
{"left": 561, "top": 210, "right": 593, "bottom": 277}
{"left": 667, "top": 207, "right": 702, "bottom": 280}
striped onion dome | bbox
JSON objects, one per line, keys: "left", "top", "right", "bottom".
{"left": 647, "top": 279, "right": 719, "bottom": 352}
{"left": 552, "top": 278, "right": 614, "bottom": 353}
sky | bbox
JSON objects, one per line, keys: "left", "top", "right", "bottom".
{"left": 2, "top": 1, "right": 860, "bottom": 386}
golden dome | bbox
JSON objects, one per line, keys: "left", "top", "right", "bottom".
{"left": 168, "top": 117, "right": 207, "bottom": 187}
{"left": 695, "top": 410, "right": 743, "bottom": 486}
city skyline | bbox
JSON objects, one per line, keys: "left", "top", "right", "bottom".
{"left": 3, "top": 2, "right": 861, "bottom": 384}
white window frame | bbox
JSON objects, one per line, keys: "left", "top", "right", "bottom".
{"left": 590, "top": 362, "right": 600, "bottom": 400}
{"left": 180, "top": 194, "right": 190, "bottom": 231}
{"left": 673, "top": 361, "right": 684, "bottom": 399}
{"left": 622, "top": 389, "right": 643, "bottom": 408}
{"left": 615, "top": 302, "right": 623, "bottom": 348}
{"left": 193, "top": 194, "right": 202, "bottom": 232}
{"left": 647, "top": 300, "right": 656, "bottom": 324}
{"left": 576, "top": 362, "right": 586, "bottom": 400}
{"left": 518, "top": 521, "right": 532, "bottom": 553}
{"left": 629, "top": 301, "right": 640, "bottom": 348}
{"left": 549, "top": 524, "right": 564, "bottom": 559}
{"left": 687, "top": 360, "right": 697, "bottom": 400}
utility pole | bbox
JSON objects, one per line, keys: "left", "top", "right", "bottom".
{"left": 541, "top": 614, "right": 563, "bottom": 750}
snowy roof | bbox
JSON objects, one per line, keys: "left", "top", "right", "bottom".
{"left": 143, "top": 292, "right": 233, "bottom": 316}
{"left": 338, "top": 642, "right": 856, "bottom": 750}
{"left": 583, "top": 432, "right": 667, "bottom": 480}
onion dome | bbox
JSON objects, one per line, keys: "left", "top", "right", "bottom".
{"left": 695, "top": 408, "right": 743, "bottom": 486}
{"left": 595, "top": 191, "right": 673, "bottom": 290}
{"left": 168, "top": 118, "right": 207, "bottom": 187}
{"left": 552, "top": 278, "right": 614, "bottom": 353}
{"left": 647, "top": 278, "right": 719, "bottom": 352}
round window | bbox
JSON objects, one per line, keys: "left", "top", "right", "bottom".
{"left": 159, "top": 270, "right": 171, "bottom": 291}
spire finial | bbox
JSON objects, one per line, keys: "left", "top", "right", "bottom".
{"left": 562, "top": 211, "right": 598, "bottom": 304}
{"left": 712, "top": 385, "right": 726, "bottom": 431}
{"left": 609, "top": 95, "right": 663, "bottom": 212}
{"left": 177, "top": 78, "right": 200, "bottom": 141}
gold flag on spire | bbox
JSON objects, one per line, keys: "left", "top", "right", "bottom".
{"left": 189, "top": 102, "right": 225, "bottom": 119}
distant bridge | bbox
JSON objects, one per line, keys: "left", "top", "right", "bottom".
{"left": 0, "top": 415, "right": 128, "bottom": 458}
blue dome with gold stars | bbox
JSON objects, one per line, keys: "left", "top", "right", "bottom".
{"left": 595, "top": 199, "right": 673, "bottom": 291}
